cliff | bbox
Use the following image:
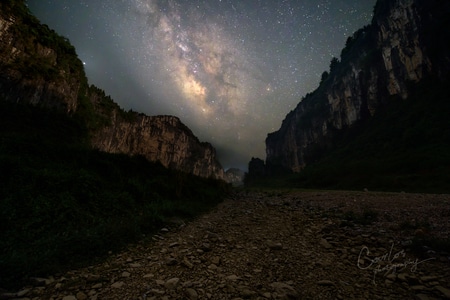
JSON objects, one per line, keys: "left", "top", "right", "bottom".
{"left": 0, "top": 1, "right": 223, "bottom": 179}
{"left": 265, "top": 0, "right": 450, "bottom": 172}
{"left": 90, "top": 109, "right": 224, "bottom": 179}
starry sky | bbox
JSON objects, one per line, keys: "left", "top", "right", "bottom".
{"left": 27, "top": 0, "right": 375, "bottom": 171}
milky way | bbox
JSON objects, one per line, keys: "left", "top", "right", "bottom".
{"left": 28, "top": 0, "right": 375, "bottom": 170}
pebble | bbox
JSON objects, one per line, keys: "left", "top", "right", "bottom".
{"left": 164, "top": 278, "right": 180, "bottom": 290}
{"left": 183, "top": 257, "right": 194, "bottom": 269}
{"left": 317, "top": 280, "right": 335, "bottom": 286}
{"left": 435, "top": 286, "right": 450, "bottom": 298}
{"left": 320, "top": 238, "right": 332, "bottom": 249}
{"left": 185, "top": 288, "right": 198, "bottom": 299}
{"left": 121, "top": 271, "right": 131, "bottom": 278}
{"left": 226, "top": 275, "right": 239, "bottom": 281}
{"left": 111, "top": 281, "right": 125, "bottom": 289}
{"left": 92, "top": 283, "right": 102, "bottom": 289}
{"left": 76, "top": 291, "right": 88, "bottom": 300}
{"left": 9, "top": 192, "right": 450, "bottom": 300}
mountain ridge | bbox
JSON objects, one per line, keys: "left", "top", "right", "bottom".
{"left": 0, "top": 0, "right": 224, "bottom": 179}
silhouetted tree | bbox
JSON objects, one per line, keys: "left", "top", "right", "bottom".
{"left": 320, "top": 71, "right": 329, "bottom": 84}
{"left": 329, "top": 57, "right": 340, "bottom": 73}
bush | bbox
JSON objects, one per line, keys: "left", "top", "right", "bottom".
{"left": 0, "top": 102, "right": 229, "bottom": 289}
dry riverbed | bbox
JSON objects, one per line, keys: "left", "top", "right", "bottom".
{"left": 3, "top": 190, "right": 450, "bottom": 299}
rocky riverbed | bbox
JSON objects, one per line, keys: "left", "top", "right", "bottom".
{"left": 3, "top": 190, "right": 450, "bottom": 299}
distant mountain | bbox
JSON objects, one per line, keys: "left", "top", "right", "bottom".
{"left": 0, "top": 0, "right": 223, "bottom": 179}
{"left": 251, "top": 0, "right": 450, "bottom": 192}
{"left": 225, "top": 168, "right": 245, "bottom": 186}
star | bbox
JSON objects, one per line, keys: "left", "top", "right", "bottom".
{"left": 27, "top": 0, "right": 376, "bottom": 170}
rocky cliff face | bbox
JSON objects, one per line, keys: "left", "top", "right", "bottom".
{"left": 0, "top": 2, "right": 224, "bottom": 179}
{"left": 0, "top": 11, "right": 83, "bottom": 113}
{"left": 266, "top": 0, "right": 450, "bottom": 172}
{"left": 91, "top": 111, "right": 224, "bottom": 179}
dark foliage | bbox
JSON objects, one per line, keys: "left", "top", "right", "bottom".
{"left": 0, "top": 103, "right": 229, "bottom": 290}
{"left": 294, "top": 78, "right": 450, "bottom": 193}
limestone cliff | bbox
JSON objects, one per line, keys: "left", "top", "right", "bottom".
{"left": 90, "top": 110, "right": 224, "bottom": 179}
{"left": 265, "top": 0, "right": 450, "bottom": 172}
{"left": 0, "top": 1, "right": 224, "bottom": 179}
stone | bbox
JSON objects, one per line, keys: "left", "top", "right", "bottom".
{"left": 16, "top": 289, "right": 30, "bottom": 297}
{"left": 268, "top": 242, "right": 283, "bottom": 250}
{"left": 211, "top": 256, "right": 221, "bottom": 265}
{"left": 415, "top": 294, "right": 431, "bottom": 300}
{"left": 240, "top": 288, "right": 256, "bottom": 297}
{"left": 166, "top": 258, "right": 178, "bottom": 266}
{"left": 165, "top": 278, "right": 180, "bottom": 290}
{"left": 202, "top": 243, "right": 212, "bottom": 251}
{"left": 320, "top": 238, "right": 332, "bottom": 249}
{"left": 86, "top": 274, "right": 101, "bottom": 282}
{"left": 420, "top": 276, "right": 438, "bottom": 282}
{"left": 129, "top": 263, "right": 141, "bottom": 268}
{"left": 30, "top": 277, "right": 54, "bottom": 286}
{"left": 156, "top": 280, "right": 165, "bottom": 286}
{"left": 386, "top": 274, "right": 397, "bottom": 281}
{"left": 226, "top": 275, "right": 239, "bottom": 281}
{"left": 185, "top": 288, "right": 198, "bottom": 300}
{"left": 397, "top": 273, "right": 408, "bottom": 282}
{"left": 76, "top": 291, "right": 88, "bottom": 300}
{"left": 435, "top": 286, "right": 450, "bottom": 298}
{"left": 317, "top": 280, "right": 335, "bottom": 286}
{"left": 270, "top": 282, "right": 299, "bottom": 298}
{"left": 169, "top": 242, "right": 180, "bottom": 248}
{"left": 182, "top": 257, "right": 194, "bottom": 269}
{"left": 92, "top": 283, "right": 102, "bottom": 289}
{"left": 121, "top": 271, "right": 131, "bottom": 278}
{"left": 111, "top": 281, "right": 125, "bottom": 289}
{"left": 62, "top": 296, "right": 77, "bottom": 300}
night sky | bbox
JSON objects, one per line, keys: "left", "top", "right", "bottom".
{"left": 27, "top": 0, "right": 375, "bottom": 171}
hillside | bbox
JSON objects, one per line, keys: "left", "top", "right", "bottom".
{"left": 251, "top": 0, "right": 450, "bottom": 192}
{"left": 0, "top": 0, "right": 224, "bottom": 179}
{"left": 0, "top": 0, "right": 229, "bottom": 289}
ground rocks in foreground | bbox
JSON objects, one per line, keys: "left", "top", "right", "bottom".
{"left": 3, "top": 190, "right": 450, "bottom": 299}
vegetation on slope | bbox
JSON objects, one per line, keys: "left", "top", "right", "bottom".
{"left": 0, "top": 1, "right": 229, "bottom": 290}
{"left": 250, "top": 78, "right": 450, "bottom": 193}
{"left": 0, "top": 102, "right": 229, "bottom": 289}
{"left": 1, "top": 0, "right": 84, "bottom": 81}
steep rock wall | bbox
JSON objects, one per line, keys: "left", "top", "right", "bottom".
{"left": 91, "top": 111, "right": 224, "bottom": 179}
{"left": 266, "top": 0, "right": 450, "bottom": 172}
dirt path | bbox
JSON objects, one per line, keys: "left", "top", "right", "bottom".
{"left": 5, "top": 190, "right": 450, "bottom": 299}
